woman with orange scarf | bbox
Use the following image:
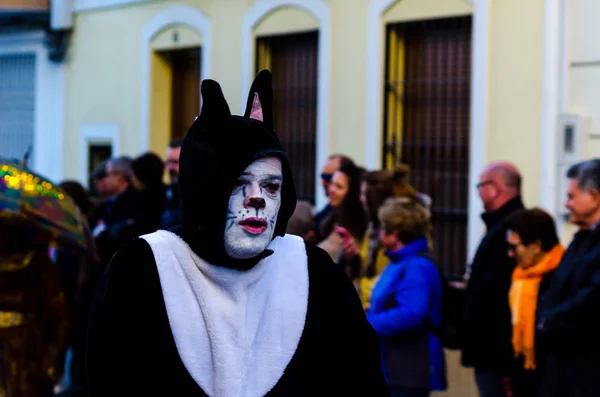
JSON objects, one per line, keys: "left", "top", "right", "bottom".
{"left": 505, "top": 208, "right": 564, "bottom": 397}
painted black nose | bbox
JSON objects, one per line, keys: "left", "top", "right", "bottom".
{"left": 244, "top": 197, "right": 266, "bottom": 210}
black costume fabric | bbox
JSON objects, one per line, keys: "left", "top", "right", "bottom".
{"left": 86, "top": 238, "right": 387, "bottom": 396}
{"left": 86, "top": 70, "right": 387, "bottom": 396}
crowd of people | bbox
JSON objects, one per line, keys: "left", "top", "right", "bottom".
{"left": 1, "top": 69, "right": 600, "bottom": 397}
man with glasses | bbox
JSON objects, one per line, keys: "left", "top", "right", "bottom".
{"left": 303, "top": 154, "right": 354, "bottom": 244}
{"left": 461, "top": 161, "right": 524, "bottom": 397}
{"left": 92, "top": 156, "right": 138, "bottom": 265}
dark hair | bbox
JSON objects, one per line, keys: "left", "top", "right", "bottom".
{"left": 363, "top": 164, "right": 421, "bottom": 226}
{"left": 390, "top": 163, "right": 419, "bottom": 201}
{"left": 169, "top": 138, "right": 184, "bottom": 149}
{"left": 505, "top": 208, "right": 559, "bottom": 251}
{"left": 60, "top": 180, "right": 92, "bottom": 215}
{"left": 131, "top": 152, "right": 165, "bottom": 189}
{"left": 328, "top": 154, "right": 355, "bottom": 168}
{"left": 567, "top": 159, "right": 600, "bottom": 192}
{"left": 363, "top": 170, "right": 393, "bottom": 226}
{"left": 322, "top": 163, "right": 368, "bottom": 241}
{"left": 378, "top": 197, "right": 431, "bottom": 244}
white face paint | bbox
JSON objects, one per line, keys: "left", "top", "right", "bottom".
{"left": 224, "top": 157, "right": 283, "bottom": 259}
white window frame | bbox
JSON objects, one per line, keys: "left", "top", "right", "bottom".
{"left": 79, "top": 123, "right": 120, "bottom": 186}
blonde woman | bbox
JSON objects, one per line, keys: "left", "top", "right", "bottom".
{"left": 367, "top": 198, "right": 446, "bottom": 396}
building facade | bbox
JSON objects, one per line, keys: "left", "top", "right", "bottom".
{"left": 0, "top": 0, "right": 71, "bottom": 183}
{"left": 0, "top": 0, "right": 595, "bottom": 395}
{"left": 60, "top": 0, "right": 597, "bottom": 272}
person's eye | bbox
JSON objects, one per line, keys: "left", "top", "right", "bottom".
{"left": 265, "top": 183, "right": 280, "bottom": 194}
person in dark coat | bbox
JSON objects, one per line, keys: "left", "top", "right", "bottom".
{"left": 160, "top": 139, "right": 184, "bottom": 230}
{"left": 86, "top": 70, "right": 387, "bottom": 396}
{"left": 461, "top": 161, "right": 525, "bottom": 397}
{"left": 538, "top": 159, "right": 600, "bottom": 397}
{"left": 92, "top": 156, "right": 138, "bottom": 268}
{"left": 131, "top": 152, "right": 167, "bottom": 236}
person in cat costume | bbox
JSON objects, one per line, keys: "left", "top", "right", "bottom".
{"left": 86, "top": 70, "right": 388, "bottom": 396}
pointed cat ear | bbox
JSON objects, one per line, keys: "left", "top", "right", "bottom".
{"left": 194, "top": 79, "right": 231, "bottom": 131}
{"left": 244, "top": 69, "right": 273, "bottom": 131}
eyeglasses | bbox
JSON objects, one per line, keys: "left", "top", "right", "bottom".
{"left": 507, "top": 242, "right": 522, "bottom": 252}
{"left": 321, "top": 173, "right": 333, "bottom": 183}
{"left": 476, "top": 180, "right": 494, "bottom": 189}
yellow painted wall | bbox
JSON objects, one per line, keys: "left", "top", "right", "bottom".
{"left": 152, "top": 24, "right": 202, "bottom": 51}
{"left": 255, "top": 7, "right": 319, "bottom": 37}
{"left": 64, "top": 0, "right": 217, "bottom": 181}
{"left": 383, "top": 0, "right": 472, "bottom": 23}
{"left": 328, "top": 0, "right": 369, "bottom": 165}
{"left": 209, "top": 0, "right": 246, "bottom": 114}
{"left": 149, "top": 51, "right": 172, "bottom": 157}
{"left": 487, "top": 0, "right": 545, "bottom": 208}
{"left": 65, "top": 0, "right": 549, "bottom": 214}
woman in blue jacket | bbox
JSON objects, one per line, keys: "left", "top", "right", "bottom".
{"left": 367, "top": 197, "right": 447, "bottom": 397}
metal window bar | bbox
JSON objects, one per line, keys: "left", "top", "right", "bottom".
{"left": 0, "top": 53, "right": 36, "bottom": 163}
{"left": 383, "top": 17, "right": 472, "bottom": 278}
{"left": 256, "top": 31, "right": 319, "bottom": 204}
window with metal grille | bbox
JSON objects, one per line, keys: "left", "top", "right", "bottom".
{"left": 383, "top": 16, "right": 472, "bottom": 277}
{"left": 256, "top": 31, "right": 318, "bottom": 203}
{"left": 0, "top": 53, "right": 35, "bottom": 163}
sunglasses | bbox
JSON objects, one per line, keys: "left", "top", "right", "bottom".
{"left": 321, "top": 173, "right": 333, "bottom": 183}
{"left": 476, "top": 180, "right": 494, "bottom": 189}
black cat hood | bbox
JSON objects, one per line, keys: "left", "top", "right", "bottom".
{"left": 178, "top": 70, "right": 297, "bottom": 266}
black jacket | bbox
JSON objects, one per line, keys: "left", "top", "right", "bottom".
{"left": 538, "top": 225, "right": 600, "bottom": 397}
{"left": 86, "top": 238, "right": 388, "bottom": 396}
{"left": 94, "top": 186, "right": 138, "bottom": 267}
{"left": 461, "top": 196, "right": 525, "bottom": 372}
{"left": 160, "top": 183, "right": 183, "bottom": 230}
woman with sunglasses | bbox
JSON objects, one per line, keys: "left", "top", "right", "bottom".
{"left": 504, "top": 208, "right": 564, "bottom": 397}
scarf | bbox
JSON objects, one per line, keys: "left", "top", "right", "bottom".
{"left": 509, "top": 244, "right": 564, "bottom": 369}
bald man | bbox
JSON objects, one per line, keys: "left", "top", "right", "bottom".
{"left": 461, "top": 161, "right": 525, "bottom": 397}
